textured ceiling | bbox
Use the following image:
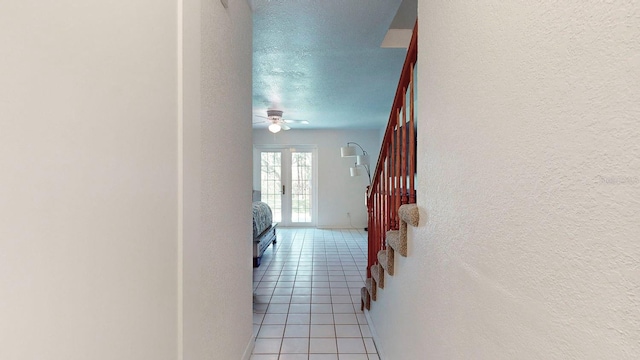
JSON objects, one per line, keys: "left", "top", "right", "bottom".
{"left": 251, "top": 0, "right": 408, "bottom": 130}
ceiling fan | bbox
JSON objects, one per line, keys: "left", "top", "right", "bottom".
{"left": 253, "top": 109, "right": 309, "bottom": 133}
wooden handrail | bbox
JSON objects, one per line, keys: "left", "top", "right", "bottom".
{"left": 367, "top": 20, "right": 418, "bottom": 278}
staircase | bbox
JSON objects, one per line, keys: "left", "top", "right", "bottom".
{"left": 362, "top": 204, "right": 419, "bottom": 310}
{"left": 361, "top": 21, "right": 418, "bottom": 311}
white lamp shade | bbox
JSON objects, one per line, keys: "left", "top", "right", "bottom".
{"left": 341, "top": 145, "right": 356, "bottom": 157}
{"left": 350, "top": 167, "right": 361, "bottom": 177}
{"left": 268, "top": 123, "right": 282, "bottom": 133}
{"left": 356, "top": 154, "right": 369, "bottom": 166}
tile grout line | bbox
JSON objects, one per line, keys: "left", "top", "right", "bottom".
{"left": 252, "top": 228, "right": 377, "bottom": 359}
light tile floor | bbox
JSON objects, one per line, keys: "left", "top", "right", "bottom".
{"left": 252, "top": 228, "right": 379, "bottom": 360}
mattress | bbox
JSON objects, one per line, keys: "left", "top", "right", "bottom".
{"left": 252, "top": 201, "right": 273, "bottom": 238}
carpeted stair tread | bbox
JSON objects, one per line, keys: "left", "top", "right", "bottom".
{"left": 398, "top": 203, "right": 419, "bottom": 227}
{"left": 365, "top": 278, "right": 376, "bottom": 301}
{"left": 377, "top": 248, "right": 394, "bottom": 276}
{"left": 387, "top": 229, "right": 406, "bottom": 257}
{"left": 360, "top": 286, "right": 370, "bottom": 311}
{"left": 371, "top": 263, "right": 384, "bottom": 289}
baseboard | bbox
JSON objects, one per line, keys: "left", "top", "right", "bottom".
{"left": 315, "top": 225, "right": 367, "bottom": 230}
{"left": 365, "top": 309, "right": 386, "bottom": 360}
{"left": 241, "top": 335, "right": 255, "bottom": 360}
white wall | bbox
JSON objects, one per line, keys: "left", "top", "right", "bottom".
{"left": 182, "top": 0, "right": 254, "bottom": 359}
{"left": 371, "top": 1, "right": 640, "bottom": 359}
{"left": 0, "top": 1, "right": 178, "bottom": 359}
{"left": 0, "top": 1, "right": 253, "bottom": 359}
{"left": 253, "top": 129, "right": 381, "bottom": 228}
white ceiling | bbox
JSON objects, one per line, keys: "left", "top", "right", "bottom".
{"left": 251, "top": 0, "right": 415, "bottom": 131}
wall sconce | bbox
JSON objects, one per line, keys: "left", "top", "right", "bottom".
{"left": 341, "top": 142, "right": 371, "bottom": 184}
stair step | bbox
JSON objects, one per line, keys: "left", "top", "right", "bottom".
{"left": 371, "top": 263, "right": 384, "bottom": 289}
{"left": 377, "top": 248, "right": 394, "bottom": 276}
{"left": 365, "top": 278, "right": 376, "bottom": 301}
{"left": 386, "top": 230, "right": 406, "bottom": 257}
{"left": 360, "top": 286, "right": 370, "bottom": 311}
{"left": 399, "top": 203, "right": 419, "bottom": 227}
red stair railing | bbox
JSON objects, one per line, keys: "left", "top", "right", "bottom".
{"left": 367, "top": 21, "right": 417, "bottom": 278}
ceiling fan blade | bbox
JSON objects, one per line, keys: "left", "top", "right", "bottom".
{"left": 283, "top": 119, "right": 309, "bottom": 124}
{"left": 281, "top": 124, "right": 291, "bottom": 131}
{"left": 253, "top": 114, "right": 269, "bottom": 120}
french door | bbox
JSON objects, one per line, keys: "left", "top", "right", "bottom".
{"left": 257, "top": 146, "right": 317, "bottom": 227}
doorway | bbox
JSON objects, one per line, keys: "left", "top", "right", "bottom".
{"left": 255, "top": 146, "right": 317, "bottom": 227}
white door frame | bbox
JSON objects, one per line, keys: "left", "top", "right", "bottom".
{"left": 254, "top": 144, "right": 318, "bottom": 227}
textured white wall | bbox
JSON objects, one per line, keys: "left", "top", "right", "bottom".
{"left": 253, "top": 129, "right": 380, "bottom": 228}
{"left": 182, "top": 0, "right": 254, "bottom": 359}
{"left": 371, "top": 1, "right": 640, "bottom": 359}
{"left": 0, "top": 1, "right": 178, "bottom": 359}
{"left": 0, "top": 1, "right": 253, "bottom": 359}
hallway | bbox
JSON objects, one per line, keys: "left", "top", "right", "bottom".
{"left": 251, "top": 228, "right": 379, "bottom": 360}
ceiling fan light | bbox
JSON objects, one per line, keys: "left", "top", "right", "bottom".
{"left": 341, "top": 145, "right": 356, "bottom": 157}
{"left": 268, "top": 123, "right": 282, "bottom": 133}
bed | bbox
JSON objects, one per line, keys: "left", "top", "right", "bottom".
{"left": 253, "top": 198, "right": 277, "bottom": 267}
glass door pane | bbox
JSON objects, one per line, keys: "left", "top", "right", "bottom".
{"left": 255, "top": 146, "right": 316, "bottom": 227}
{"left": 290, "top": 151, "right": 312, "bottom": 223}
{"left": 260, "top": 151, "right": 282, "bottom": 222}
